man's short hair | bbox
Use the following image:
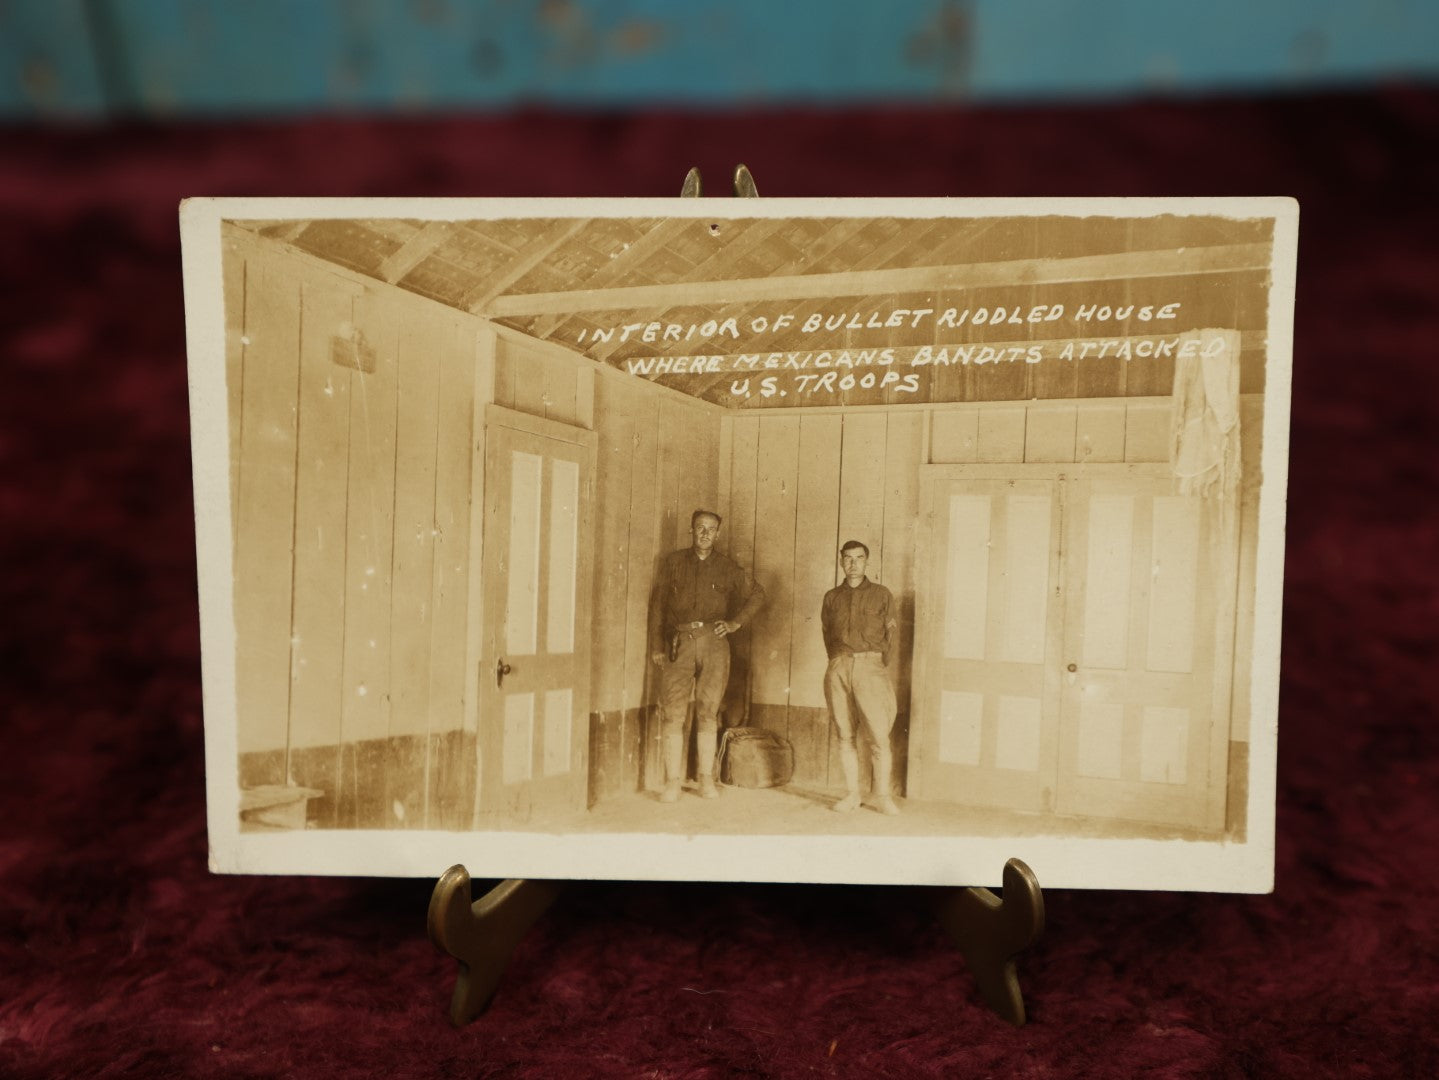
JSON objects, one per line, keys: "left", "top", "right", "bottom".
{"left": 692, "top": 509, "right": 723, "bottom": 529}
{"left": 840, "top": 539, "right": 869, "bottom": 557}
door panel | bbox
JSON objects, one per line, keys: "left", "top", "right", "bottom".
{"left": 943, "top": 493, "right": 990, "bottom": 660}
{"left": 542, "top": 688, "right": 574, "bottom": 778}
{"left": 505, "top": 451, "right": 543, "bottom": 656}
{"left": 914, "top": 477, "right": 1064, "bottom": 812}
{"left": 1056, "top": 474, "right": 1231, "bottom": 830}
{"left": 502, "top": 693, "right": 535, "bottom": 786}
{"left": 1079, "top": 494, "right": 1133, "bottom": 669}
{"left": 478, "top": 406, "right": 594, "bottom": 823}
{"left": 545, "top": 459, "right": 580, "bottom": 655}
{"left": 938, "top": 689, "right": 983, "bottom": 765}
{"left": 1147, "top": 496, "right": 1200, "bottom": 672}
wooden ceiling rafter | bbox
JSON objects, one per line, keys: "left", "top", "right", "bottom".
{"left": 527, "top": 218, "right": 696, "bottom": 340}
{"left": 461, "top": 219, "right": 591, "bottom": 314}
{"left": 569, "top": 228, "right": 1256, "bottom": 369}
{"left": 377, "top": 221, "right": 455, "bottom": 284}
{"left": 526, "top": 219, "right": 875, "bottom": 362}
{"left": 264, "top": 220, "right": 313, "bottom": 244}
{"left": 425, "top": 243, "right": 535, "bottom": 293}
{"left": 402, "top": 253, "right": 502, "bottom": 309}
{"left": 583, "top": 221, "right": 798, "bottom": 364}
{"left": 440, "top": 221, "right": 526, "bottom": 280}
{"left": 540, "top": 220, "right": 909, "bottom": 365}
{"left": 537, "top": 218, "right": 666, "bottom": 290}
{"left": 482, "top": 243, "right": 1272, "bottom": 318}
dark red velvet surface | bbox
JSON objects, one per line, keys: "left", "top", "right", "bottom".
{"left": 2, "top": 91, "right": 1437, "bottom": 1078}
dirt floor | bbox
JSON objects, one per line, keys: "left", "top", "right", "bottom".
{"left": 517, "top": 779, "right": 1217, "bottom": 844}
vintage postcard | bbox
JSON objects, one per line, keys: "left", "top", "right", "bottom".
{"left": 182, "top": 196, "right": 1295, "bottom": 890}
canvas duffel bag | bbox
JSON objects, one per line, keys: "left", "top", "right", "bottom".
{"left": 718, "top": 726, "right": 794, "bottom": 788}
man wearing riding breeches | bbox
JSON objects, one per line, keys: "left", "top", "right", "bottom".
{"left": 821, "top": 539, "right": 900, "bottom": 815}
{"left": 649, "top": 509, "right": 765, "bottom": 803}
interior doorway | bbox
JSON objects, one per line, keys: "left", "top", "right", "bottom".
{"left": 474, "top": 405, "right": 596, "bottom": 825}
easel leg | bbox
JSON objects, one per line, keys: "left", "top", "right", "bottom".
{"left": 427, "top": 867, "right": 565, "bottom": 1026}
{"left": 935, "top": 858, "right": 1046, "bottom": 1025}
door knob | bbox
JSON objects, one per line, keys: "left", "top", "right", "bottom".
{"left": 1067, "top": 662, "right": 1077, "bottom": 673}
{"left": 496, "top": 658, "right": 513, "bottom": 687}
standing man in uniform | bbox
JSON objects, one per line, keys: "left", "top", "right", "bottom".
{"left": 650, "top": 509, "right": 766, "bottom": 802}
{"left": 821, "top": 540, "right": 900, "bottom": 815}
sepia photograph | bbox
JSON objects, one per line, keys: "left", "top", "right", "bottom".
{"left": 182, "top": 196, "right": 1295, "bottom": 890}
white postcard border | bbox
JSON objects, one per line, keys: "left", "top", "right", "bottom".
{"left": 182, "top": 195, "right": 1296, "bottom": 892}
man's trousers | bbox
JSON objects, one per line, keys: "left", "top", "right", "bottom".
{"left": 823, "top": 652, "right": 897, "bottom": 796}
{"left": 658, "top": 626, "right": 730, "bottom": 783}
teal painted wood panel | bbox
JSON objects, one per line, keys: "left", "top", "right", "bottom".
{"left": 0, "top": 1, "right": 107, "bottom": 117}
{"left": 1, "top": 0, "right": 1436, "bottom": 118}
{"left": 970, "top": 0, "right": 1439, "bottom": 97}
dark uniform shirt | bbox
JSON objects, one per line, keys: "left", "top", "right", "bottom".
{"left": 649, "top": 548, "right": 765, "bottom": 650}
{"left": 821, "top": 577, "right": 894, "bottom": 659}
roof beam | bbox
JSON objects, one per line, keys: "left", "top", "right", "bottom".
{"left": 270, "top": 220, "right": 312, "bottom": 243}
{"left": 462, "top": 220, "right": 590, "bottom": 314}
{"left": 482, "top": 243, "right": 1271, "bottom": 318}
{"left": 527, "top": 219, "right": 683, "bottom": 339}
{"left": 536, "top": 220, "right": 799, "bottom": 357}
{"left": 377, "top": 222, "right": 453, "bottom": 283}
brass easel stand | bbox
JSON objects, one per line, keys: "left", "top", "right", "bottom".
{"left": 933, "top": 858, "right": 1046, "bottom": 1023}
{"left": 430, "top": 857, "right": 1044, "bottom": 1027}
{"left": 428, "top": 870, "right": 565, "bottom": 1026}
{"left": 429, "top": 165, "right": 1047, "bottom": 1027}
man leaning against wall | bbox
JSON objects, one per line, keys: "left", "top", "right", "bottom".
{"left": 821, "top": 540, "right": 900, "bottom": 815}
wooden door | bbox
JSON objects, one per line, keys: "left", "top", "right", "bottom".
{"left": 477, "top": 405, "right": 595, "bottom": 823}
{"left": 911, "top": 463, "right": 1237, "bottom": 832}
{"left": 911, "top": 470, "right": 1065, "bottom": 812}
{"left": 1056, "top": 469, "right": 1236, "bottom": 831}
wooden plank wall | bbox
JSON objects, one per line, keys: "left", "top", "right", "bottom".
{"left": 227, "top": 228, "right": 487, "bottom": 829}
{"left": 587, "top": 374, "right": 723, "bottom": 799}
{"left": 720, "top": 397, "right": 1193, "bottom": 796}
{"left": 719, "top": 410, "right": 924, "bottom": 795}
{"left": 492, "top": 329, "right": 595, "bottom": 429}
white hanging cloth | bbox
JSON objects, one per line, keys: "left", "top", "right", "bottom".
{"left": 1170, "top": 329, "right": 1241, "bottom": 500}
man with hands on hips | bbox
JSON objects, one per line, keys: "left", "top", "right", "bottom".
{"left": 649, "top": 509, "right": 765, "bottom": 803}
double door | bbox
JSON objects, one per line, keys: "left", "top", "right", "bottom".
{"left": 911, "top": 464, "right": 1237, "bottom": 832}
